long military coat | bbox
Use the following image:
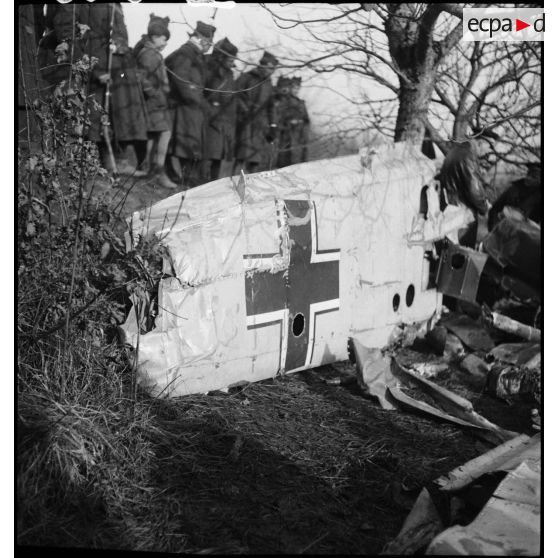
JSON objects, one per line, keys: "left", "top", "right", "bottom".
{"left": 277, "top": 93, "right": 310, "bottom": 168}
{"left": 38, "top": 3, "right": 148, "bottom": 143}
{"left": 203, "top": 56, "right": 237, "bottom": 161}
{"left": 234, "top": 69, "right": 277, "bottom": 165}
{"left": 165, "top": 42, "right": 207, "bottom": 160}
{"left": 133, "top": 36, "right": 170, "bottom": 133}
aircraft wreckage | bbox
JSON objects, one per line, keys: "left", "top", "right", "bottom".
{"left": 120, "top": 142, "right": 476, "bottom": 396}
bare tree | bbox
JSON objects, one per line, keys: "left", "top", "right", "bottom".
{"left": 261, "top": 3, "right": 541, "bottom": 168}
{"left": 427, "top": 40, "right": 540, "bottom": 166}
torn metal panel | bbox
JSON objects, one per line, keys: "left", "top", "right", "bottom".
{"left": 442, "top": 313, "right": 495, "bottom": 352}
{"left": 392, "top": 359, "right": 518, "bottom": 444}
{"left": 484, "top": 310, "right": 541, "bottom": 343}
{"left": 426, "top": 460, "right": 540, "bottom": 555}
{"left": 407, "top": 183, "right": 476, "bottom": 246}
{"left": 349, "top": 337, "right": 396, "bottom": 410}
{"left": 387, "top": 385, "right": 492, "bottom": 430}
{"left": 435, "top": 433, "right": 540, "bottom": 492}
{"left": 436, "top": 243, "right": 488, "bottom": 303}
{"left": 488, "top": 342, "right": 541, "bottom": 367}
{"left": 384, "top": 434, "right": 541, "bottom": 555}
{"left": 121, "top": 143, "right": 474, "bottom": 396}
{"left": 381, "top": 488, "right": 444, "bottom": 555}
{"left": 350, "top": 339, "right": 517, "bottom": 443}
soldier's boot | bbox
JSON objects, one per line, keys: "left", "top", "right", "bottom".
{"left": 116, "top": 157, "right": 149, "bottom": 178}
{"left": 153, "top": 165, "right": 178, "bottom": 190}
{"left": 137, "top": 158, "right": 153, "bottom": 177}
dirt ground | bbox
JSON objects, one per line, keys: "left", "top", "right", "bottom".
{"left": 91, "top": 158, "right": 236, "bottom": 220}
{"left": 135, "top": 358, "right": 534, "bottom": 554}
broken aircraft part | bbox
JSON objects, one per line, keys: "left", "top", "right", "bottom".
{"left": 350, "top": 339, "right": 517, "bottom": 443}
{"left": 384, "top": 434, "right": 540, "bottom": 555}
{"left": 483, "top": 308, "right": 541, "bottom": 343}
{"left": 442, "top": 313, "right": 494, "bottom": 353}
{"left": 390, "top": 358, "right": 518, "bottom": 444}
{"left": 427, "top": 458, "right": 540, "bottom": 555}
{"left": 120, "top": 143, "right": 475, "bottom": 397}
{"left": 436, "top": 243, "right": 488, "bottom": 303}
{"left": 349, "top": 337, "right": 396, "bottom": 410}
{"left": 486, "top": 362, "right": 541, "bottom": 405}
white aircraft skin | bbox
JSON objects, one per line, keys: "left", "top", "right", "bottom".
{"left": 120, "top": 143, "right": 474, "bottom": 397}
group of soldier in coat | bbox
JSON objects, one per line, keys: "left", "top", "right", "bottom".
{"left": 38, "top": 3, "right": 311, "bottom": 190}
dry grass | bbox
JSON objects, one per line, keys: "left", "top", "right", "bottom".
{"left": 19, "top": 331, "right": 532, "bottom": 553}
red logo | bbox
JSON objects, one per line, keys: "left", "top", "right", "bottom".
{"left": 516, "top": 19, "right": 530, "bottom": 32}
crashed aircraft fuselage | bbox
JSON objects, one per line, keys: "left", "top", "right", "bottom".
{"left": 121, "top": 143, "right": 474, "bottom": 396}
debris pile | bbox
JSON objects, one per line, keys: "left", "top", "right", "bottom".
{"left": 348, "top": 194, "right": 542, "bottom": 555}
{"left": 348, "top": 305, "right": 541, "bottom": 555}
{"left": 382, "top": 433, "right": 540, "bottom": 555}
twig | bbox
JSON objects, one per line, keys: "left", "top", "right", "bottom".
{"left": 63, "top": 65, "right": 93, "bottom": 354}
{"left": 298, "top": 531, "right": 329, "bottom": 554}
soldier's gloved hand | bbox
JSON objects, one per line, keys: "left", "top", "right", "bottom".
{"left": 265, "top": 124, "right": 278, "bottom": 143}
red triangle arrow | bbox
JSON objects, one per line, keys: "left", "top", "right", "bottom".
{"left": 516, "top": 18, "right": 530, "bottom": 32}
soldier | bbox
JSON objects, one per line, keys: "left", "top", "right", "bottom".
{"left": 273, "top": 75, "right": 291, "bottom": 168}
{"left": 38, "top": 3, "right": 149, "bottom": 177}
{"left": 234, "top": 51, "right": 279, "bottom": 174}
{"left": 202, "top": 37, "right": 239, "bottom": 182}
{"left": 290, "top": 77, "right": 310, "bottom": 163}
{"left": 277, "top": 75, "right": 310, "bottom": 168}
{"left": 165, "top": 21, "right": 216, "bottom": 188}
{"left": 133, "top": 14, "right": 177, "bottom": 189}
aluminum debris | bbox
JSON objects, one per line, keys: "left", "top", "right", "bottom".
{"left": 384, "top": 434, "right": 541, "bottom": 556}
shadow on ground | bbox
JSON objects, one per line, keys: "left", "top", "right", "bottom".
{"left": 139, "top": 367, "right": 491, "bottom": 554}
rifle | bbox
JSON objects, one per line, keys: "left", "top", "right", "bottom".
{"left": 101, "top": 3, "right": 117, "bottom": 176}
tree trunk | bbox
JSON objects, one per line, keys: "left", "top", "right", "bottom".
{"left": 394, "top": 75, "right": 436, "bottom": 144}
{"left": 385, "top": 5, "right": 439, "bottom": 145}
{"left": 452, "top": 114, "right": 470, "bottom": 142}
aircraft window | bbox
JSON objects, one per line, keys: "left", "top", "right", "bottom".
{"left": 451, "top": 253, "right": 466, "bottom": 270}
{"left": 406, "top": 284, "right": 415, "bottom": 307}
{"left": 292, "top": 313, "right": 305, "bottom": 337}
{"left": 392, "top": 294, "right": 400, "bottom": 312}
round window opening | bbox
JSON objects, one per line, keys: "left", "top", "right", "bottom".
{"left": 393, "top": 294, "right": 401, "bottom": 312}
{"left": 406, "top": 284, "right": 415, "bottom": 307}
{"left": 292, "top": 313, "right": 305, "bottom": 337}
{"left": 451, "top": 253, "right": 466, "bottom": 270}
